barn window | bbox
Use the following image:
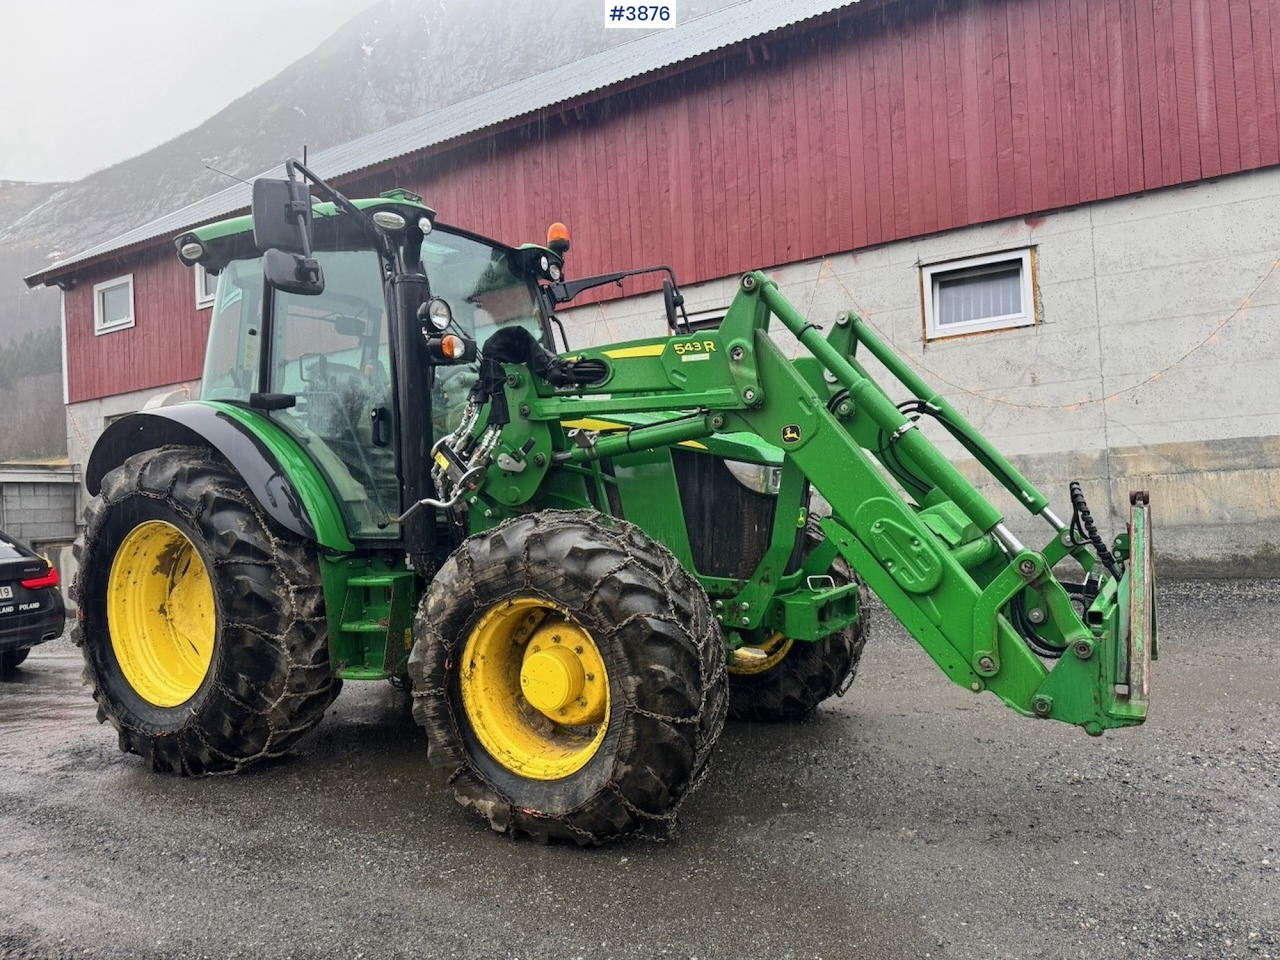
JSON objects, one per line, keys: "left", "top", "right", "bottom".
{"left": 921, "top": 249, "right": 1035, "bottom": 340}
{"left": 93, "top": 275, "right": 135, "bottom": 335}
{"left": 195, "top": 264, "right": 218, "bottom": 309}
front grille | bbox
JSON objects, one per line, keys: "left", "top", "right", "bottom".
{"left": 671, "top": 449, "right": 777, "bottom": 580}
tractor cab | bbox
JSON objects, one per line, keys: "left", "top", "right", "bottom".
{"left": 179, "top": 170, "right": 561, "bottom": 544}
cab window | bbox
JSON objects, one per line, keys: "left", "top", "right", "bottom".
{"left": 268, "top": 249, "right": 397, "bottom": 539}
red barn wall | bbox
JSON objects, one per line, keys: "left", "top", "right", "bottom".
{"left": 65, "top": 246, "right": 210, "bottom": 404}
{"left": 342, "top": 0, "right": 1280, "bottom": 304}
{"left": 66, "top": 0, "right": 1280, "bottom": 403}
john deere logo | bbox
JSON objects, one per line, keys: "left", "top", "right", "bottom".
{"left": 781, "top": 424, "right": 802, "bottom": 444}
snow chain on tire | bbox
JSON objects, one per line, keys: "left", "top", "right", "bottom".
{"left": 410, "top": 509, "right": 728, "bottom": 845}
{"left": 73, "top": 445, "right": 337, "bottom": 774}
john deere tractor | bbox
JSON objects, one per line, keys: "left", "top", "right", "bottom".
{"left": 73, "top": 160, "right": 1155, "bottom": 843}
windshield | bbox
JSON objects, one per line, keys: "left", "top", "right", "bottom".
{"left": 423, "top": 230, "right": 541, "bottom": 343}
{"left": 424, "top": 230, "right": 543, "bottom": 436}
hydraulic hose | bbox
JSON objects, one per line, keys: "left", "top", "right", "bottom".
{"left": 1068, "top": 481, "right": 1123, "bottom": 579}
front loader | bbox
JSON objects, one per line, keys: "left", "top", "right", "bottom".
{"left": 73, "top": 161, "right": 1155, "bottom": 843}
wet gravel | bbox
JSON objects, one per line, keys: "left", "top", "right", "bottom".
{"left": 1, "top": 580, "right": 1276, "bottom": 960}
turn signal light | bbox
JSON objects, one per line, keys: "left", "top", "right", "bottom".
{"left": 425, "top": 333, "right": 476, "bottom": 363}
{"left": 21, "top": 565, "right": 60, "bottom": 590}
{"left": 547, "top": 222, "right": 570, "bottom": 256}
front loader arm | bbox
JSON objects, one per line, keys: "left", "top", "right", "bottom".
{"left": 434, "top": 271, "right": 1153, "bottom": 734}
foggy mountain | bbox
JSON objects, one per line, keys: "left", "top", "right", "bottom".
{"left": 0, "top": 0, "right": 733, "bottom": 459}
{"left": 2, "top": 0, "right": 733, "bottom": 341}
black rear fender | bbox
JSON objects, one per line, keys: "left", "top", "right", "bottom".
{"left": 85, "top": 405, "right": 316, "bottom": 541}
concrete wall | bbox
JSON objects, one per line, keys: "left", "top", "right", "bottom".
{"left": 65, "top": 380, "right": 198, "bottom": 484}
{"left": 0, "top": 464, "right": 80, "bottom": 611}
{"left": 560, "top": 167, "right": 1280, "bottom": 577}
{"left": 0, "top": 468, "right": 78, "bottom": 546}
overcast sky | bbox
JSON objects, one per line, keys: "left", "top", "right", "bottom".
{"left": 0, "top": 0, "right": 381, "bottom": 183}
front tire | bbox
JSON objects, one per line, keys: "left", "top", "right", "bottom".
{"left": 410, "top": 510, "right": 728, "bottom": 845}
{"left": 727, "top": 523, "right": 870, "bottom": 722}
{"left": 73, "top": 445, "right": 336, "bottom": 774}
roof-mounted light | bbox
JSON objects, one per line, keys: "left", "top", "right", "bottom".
{"left": 371, "top": 210, "right": 407, "bottom": 230}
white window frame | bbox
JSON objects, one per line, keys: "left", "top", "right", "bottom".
{"left": 93, "top": 274, "right": 135, "bottom": 335}
{"left": 921, "top": 248, "right": 1035, "bottom": 341}
{"left": 195, "top": 264, "right": 217, "bottom": 309}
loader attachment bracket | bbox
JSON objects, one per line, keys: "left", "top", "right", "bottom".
{"left": 1033, "top": 491, "right": 1154, "bottom": 732}
{"left": 1123, "top": 491, "right": 1156, "bottom": 707}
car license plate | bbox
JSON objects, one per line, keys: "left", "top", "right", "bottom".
{"left": 0, "top": 585, "right": 12, "bottom": 600}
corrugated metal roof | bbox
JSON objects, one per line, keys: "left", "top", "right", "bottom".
{"left": 27, "top": 0, "right": 862, "bottom": 287}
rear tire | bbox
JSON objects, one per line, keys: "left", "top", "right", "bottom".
{"left": 727, "top": 523, "right": 870, "bottom": 722}
{"left": 410, "top": 510, "right": 727, "bottom": 845}
{"left": 73, "top": 445, "right": 336, "bottom": 774}
{"left": 0, "top": 647, "right": 30, "bottom": 675}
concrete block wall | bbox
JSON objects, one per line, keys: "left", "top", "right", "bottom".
{"left": 559, "top": 167, "right": 1280, "bottom": 577}
{"left": 0, "top": 466, "right": 80, "bottom": 612}
{"left": 0, "top": 479, "right": 77, "bottom": 545}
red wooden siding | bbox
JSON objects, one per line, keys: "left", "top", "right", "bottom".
{"left": 350, "top": 0, "right": 1280, "bottom": 301}
{"left": 65, "top": 247, "right": 210, "bottom": 404}
{"left": 67, "top": 0, "right": 1280, "bottom": 403}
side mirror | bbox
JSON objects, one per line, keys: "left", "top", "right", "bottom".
{"left": 252, "top": 178, "right": 313, "bottom": 255}
{"left": 263, "top": 248, "right": 324, "bottom": 296}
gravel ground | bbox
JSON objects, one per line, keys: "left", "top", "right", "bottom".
{"left": 0, "top": 580, "right": 1276, "bottom": 960}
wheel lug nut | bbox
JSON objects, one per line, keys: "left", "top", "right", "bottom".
{"left": 574, "top": 645, "right": 583, "bottom": 654}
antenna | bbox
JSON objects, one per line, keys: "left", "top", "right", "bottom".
{"left": 204, "top": 164, "right": 250, "bottom": 186}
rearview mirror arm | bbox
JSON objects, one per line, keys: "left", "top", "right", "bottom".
{"left": 284, "top": 158, "right": 396, "bottom": 263}
{"left": 548, "top": 264, "right": 681, "bottom": 306}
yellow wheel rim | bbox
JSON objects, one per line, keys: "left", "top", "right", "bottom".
{"left": 107, "top": 520, "right": 216, "bottom": 708}
{"left": 728, "top": 632, "right": 794, "bottom": 676}
{"left": 460, "top": 597, "right": 610, "bottom": 780}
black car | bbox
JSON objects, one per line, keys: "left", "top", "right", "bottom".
{"left": 0, "top": 531, "right": 66, "bottom": 675}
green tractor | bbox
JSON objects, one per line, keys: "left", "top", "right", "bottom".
{"left": 73, "top": 160, "right": 1155, "bottom": 843}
